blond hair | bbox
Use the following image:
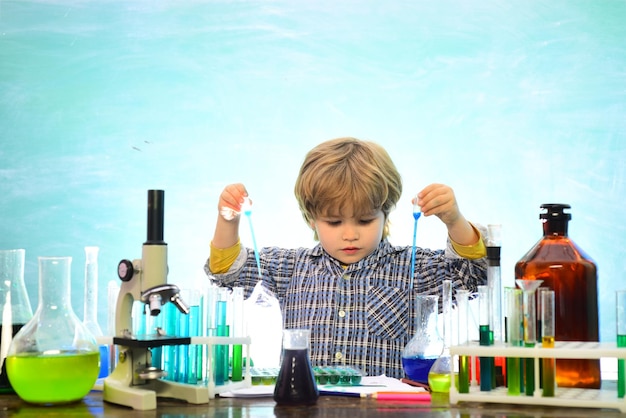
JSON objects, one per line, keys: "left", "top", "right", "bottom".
{"left": 294, "top": 137, "right": 402, "bottom": 240}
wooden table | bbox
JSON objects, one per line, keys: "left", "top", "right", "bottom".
{"left": 0, "top": 390, "right": 624, "bottom": 417}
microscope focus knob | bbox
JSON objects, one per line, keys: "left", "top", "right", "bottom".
{"left": 117, "top": 259, "right": 135, "bottom": 282}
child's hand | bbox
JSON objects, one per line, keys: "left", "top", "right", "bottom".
{"left": 415, "top": 183, "right": 461, "bottom": 227}
{"left": 218, "top": 183, "right": 249, "bottom": 221}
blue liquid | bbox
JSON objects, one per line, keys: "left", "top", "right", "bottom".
{"left": 98, "top": 345, "right": 110, "bottom": 378}
{"left": 402, "top": 356, "right": 437, "bottom": 385}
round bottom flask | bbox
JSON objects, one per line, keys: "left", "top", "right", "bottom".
{"left": 7, "top": 256, "right": 99, "bottom": 404}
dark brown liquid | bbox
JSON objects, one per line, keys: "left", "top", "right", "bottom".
{"left": 0, "top": 324, "right": 25, "bottom": 393}
{"left": 515, "top": 237, "right": 600, "bottom": 389}
{"left": 273, "top": 349, "right": 318, "bottom": 405}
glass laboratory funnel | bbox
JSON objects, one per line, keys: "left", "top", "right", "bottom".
{"left": 7, "top": 256, "right": 100, "bottom": 405}
{"left": 274, "top": 329, "right": 318, "bottom": 406}
{"left": 402, "top": 295, "right": 443, "bottom": 385}
{"left": 0, "top": 249, "right": 33, "bottom": 393}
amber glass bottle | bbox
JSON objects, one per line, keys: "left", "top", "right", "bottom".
{"left": 515, "top": 204, "right": 600, "bottom": 389}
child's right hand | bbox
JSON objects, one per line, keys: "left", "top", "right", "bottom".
{"left": 218, "top": 183, "right": 249, "bottom": 221}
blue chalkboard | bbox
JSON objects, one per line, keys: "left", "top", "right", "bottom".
{"left": 1, "top": 0, "right": 625, "bottom": 344}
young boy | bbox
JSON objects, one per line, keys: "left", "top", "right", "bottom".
{"left": 205, "top": 137, "right": 487, "bottom": 378}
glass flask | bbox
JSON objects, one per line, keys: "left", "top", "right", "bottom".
{"left": 0, "top": 249, "right": 33, "bottom": 393}
{"left": 273, "top": 329, "right": 319, "bottom": 406}
{"left": 515, "top": 203, "right": 600, "bottom": 389}
{"left": 7, "top": 256, "right": 100, "bottom": 404}
{"left": 428, "top": 280, "right": 453, "bottom": 393}
{"left": 402, "top": 295, "right": 444, "bottom": 385}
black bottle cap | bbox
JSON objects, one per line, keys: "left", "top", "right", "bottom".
{"left": 539, "top": 203, "right": 570, "bottom": 235}
{"left": 539, "top": 204, "right": 572, "bottom": 221}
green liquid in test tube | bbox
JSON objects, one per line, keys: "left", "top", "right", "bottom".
{"left": 617, "top": 290, "right": 626, "bottom": 399}
{"left": 541, "top": 290, "right": 555, "bottom": 397}
{"left": 478, "top": 285, "right": 492, "bottom": 392}
{"left": 505, "top": 287, "right": 523, "bottom": 396}
{"left": 516, "top": 279, "right": 543, "bottom": 397}
{"left": 456, "top": 289, "right": 470, "bottom": 394}
{"left": 231, "top": 287, "right": 244, "bottom": 382}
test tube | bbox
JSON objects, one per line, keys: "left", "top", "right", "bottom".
{"left": 231, "top": 287, "right": 245, "bottom": 382}
{"left": 516, "top": 279, "right": 543, "bottom": 396}
{"left": 505, "top": 287, "right": 523, "bottom": 396}
{"left": 617, "top": 290, "right": 626, "bottom": 399}
{"left": 214, "top": 288, "right": 230, "bottom": 386}
{"left": 541, "top": 290, "right": 555, "bottom": 397}
{"left": 478, "top": 285, "right": 492, "bottom": 391}
{"left": 456, "top": 289, "right": 470, "bottom": 394}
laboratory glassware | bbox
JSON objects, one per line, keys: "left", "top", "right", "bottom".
{"left": 505, "top": 287, "right": 523, "bottom": 395}
{"left": 516, "top": 279, "right": 543, "bottom": 396}
{"left": 274, "top": 329, "right": 319, "bottom": 405}
{"left": 617, "top": 290, "right": 626, "bottom": 398}
{"left": 456, "top": 289, "right": 470, "bottom": 393}
{"left": 478, "top": 285, "right": 493, "bottom": 392}
{"left": 0, "top": 249, "right": 32, "bottom": 393}
{"left": 428, "top": 280, "right": 453, "bottom": 393}
{"left": 402, "top": 295, "right": 444, "bottom": 385}
{"left": 7, "top": 256, "right": 99, "bottom": 404}
{"left": 515, "top": 203, "right": 600, "bottom": 389}
{"left": 541, "top": 290, "right": 556, "bottom": 397}
{"left": 82, "top": 246, "right": 109, "bottom": 378}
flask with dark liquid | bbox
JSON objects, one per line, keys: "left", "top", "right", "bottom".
{"left": 515, "top": 204, "right": 600, "bottom": 389}
{"left": 273, "top": 329, "right": 318, "bottom": 406}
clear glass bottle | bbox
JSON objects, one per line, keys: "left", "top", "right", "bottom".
{"left": 402, "top": 295, "right": 443, "bottom": 385}
{"left": 515, "top": 203, "right": 600, "bottom": 389}
{"left": 0, "top": 249, "right": 33, "bottom": 393}
{"left": 273, "top": 329, "right": 318, "bottom": 405}
{"left": 6, "top": 256, "right": 100, "bottom": 404}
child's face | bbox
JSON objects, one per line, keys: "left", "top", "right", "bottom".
{"left": 312, "top": 208, "right": 385, "bottom": 265}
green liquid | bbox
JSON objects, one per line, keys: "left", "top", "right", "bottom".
{"left": 428, "top": 371, "right": 450, "bottom": 393}
{"left": 542, "top": 336, "right": 556, "bottom": 397}
{"left": 231, "top": 345, "right": 243, "bottom": 382}
{"left": 618, "top": 334, "right": 625, "bottom": 399}
{"left": 524, "top": 342, "right": 535, "bottom": 396}
{"left": 7, "top": 351, "right": 99, "bottom": 404}
{"left": 507, "top": 357, "right": 521, "bottom": 395}
{"left": 458, "top": 355, "right": 470, "bottom": 393}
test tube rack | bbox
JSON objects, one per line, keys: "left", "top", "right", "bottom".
{"left": 98, "top": 335, "right": 252, "bottom": 409}
{"left": 449, "top": 341, "right": 626, "bottom": 413}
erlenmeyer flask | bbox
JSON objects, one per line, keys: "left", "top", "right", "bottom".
{"left": 0, "top": 249, "right": 33, "bottom": 393}
{"left": 7, "top": 256, "right": 100, "bottom": 404}
{"left": 273, "top": 329, "right": 319, "bottom": 405}
{"left": 402, "top": 295, "right": 443, "bottom": 385}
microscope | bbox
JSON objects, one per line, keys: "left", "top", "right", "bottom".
{"left": 103, "top": 190, "right": 209, "bottom": 410}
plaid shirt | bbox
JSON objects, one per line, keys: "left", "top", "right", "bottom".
{"left": 206, "top": 238, "right": 487, "bottom": 378}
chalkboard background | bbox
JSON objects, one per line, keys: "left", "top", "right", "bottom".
{"left": 1, "top": 0, "right": 625, "bottom": 343}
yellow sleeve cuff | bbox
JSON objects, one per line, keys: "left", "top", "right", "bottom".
{"left": 450, "top": 223, "right": 486, "bottom": 260}
{"left": 209, "top": 240, "right": 241, "bottom": 274}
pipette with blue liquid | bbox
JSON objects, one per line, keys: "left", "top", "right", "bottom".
{"left": 409, "top": 198, "right": 421, "bottom": 291}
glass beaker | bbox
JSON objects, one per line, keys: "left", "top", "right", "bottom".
{"left": 6, "top": 256, "right": 100, "bottom": 404}
{"left": 0, "top": 249, "right": 33, "bottom": 393}
{"left": 273, "top": 329, "right": 318, "bottom": 406}
{"left": 402, "top": 295, "right": 443, "bottom": 385}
